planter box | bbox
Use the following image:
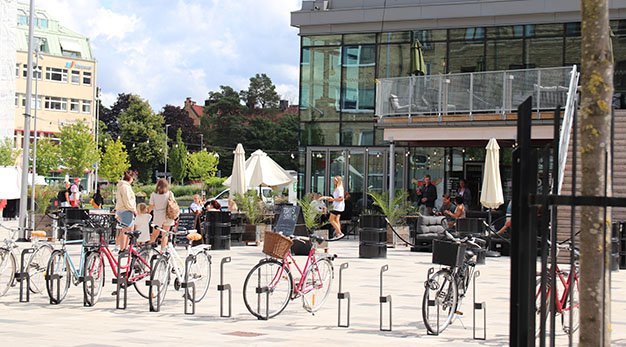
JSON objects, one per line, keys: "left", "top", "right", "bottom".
{"left": 387, "top": 225, "right": 410, "bottom": 247}
{"left": 33, "top": 213, "right": 54, "bottom": 240}
{"left": 243, "top": 224, "right": 270, "bottom": 244}
{"left": 313, "top": 229, "right": 328, "bottom": 250}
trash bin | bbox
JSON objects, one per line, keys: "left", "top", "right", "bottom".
{"left": 359, "top": 214, "right": 387, "bottom": 258}
{"left": 205, "top": 211, "right": 231, "bottom": 250}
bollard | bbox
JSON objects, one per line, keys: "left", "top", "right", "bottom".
{"left": 379, "top": 265, "right": 392, "bottom": 331}
{"left": 473, "top": 271, "right": 486, "bottom": 340}
{"left": 17, "top": 248, "right": 35, "bottom": 303}
{"left": 337, "top": 262, "right": 350, "bottom": 328}
{"left": 182, "top": 254, "right": 196, "bottom": 315}
{"left": 217, "top": 257, "right": 232, "bottom": 318}
{"left": 146, "top": 254, "right": 163, "bottom": 312}
{"left": 112, "top": 250, "right": 128, "bottom": 309}
{"left": 424, "top": 267, "right": 441, "bottom": 336}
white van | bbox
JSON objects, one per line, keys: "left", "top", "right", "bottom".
{"left": 212, "top": 187, "right": 274, "bottom": 208}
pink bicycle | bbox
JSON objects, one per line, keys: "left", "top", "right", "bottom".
{"left": 242, "top": 232, "right": 334, "bottom": 319}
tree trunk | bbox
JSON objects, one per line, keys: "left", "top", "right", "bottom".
{"left": 580, "top": 0, "right": 613, "bottom": 345}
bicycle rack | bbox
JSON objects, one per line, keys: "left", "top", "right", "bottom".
{"left": 254, "top": 261, "right": 270, "bottom": 320}
{"left": 45, "top": 251, "right": 63, "bottom": 305}
{"left": 146, "top": 254, "right": 163, "bottom": 312}
{"left": 337, "top": 262, "right": 350, "bottom": 328}
{"left": 112, "top": 250, "right": 128, "bottom": 309}
{"left": 17, "top": 248, "right": 34, "bottom": 303}
{"left": 182, "top": 254, "right": 196, "bottom": 315}
{"left": 425, "top": 267, "right": 441, "bottom": 336}
{"left": 217, "top": 257, "right": 232, "bottom": 318}
{"left": 472, "top": 270, "right": 486, "bottom": 340}
{"left": 379, "top": 264, "right": 392, "bottom": 331}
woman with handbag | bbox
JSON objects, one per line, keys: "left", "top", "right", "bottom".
{"left": 148, "top": 178, "right": 180, "bottom": 251}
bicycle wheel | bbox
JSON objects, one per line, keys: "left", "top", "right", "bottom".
{"left": 301, "top": 257, "right": 333, "bottom": 312}
{"left": 0, "top": 249, "right": 16, "bottom": 297}
{"left": 535, "top": 275, "right": 552, "bottom": 337}
{"left": 187, "top": 250, "right": 211, "bottom": 303}
{"left": 131, "top": 246, "right": 158, "bottom": 299}
{"left": 243, "top": 259, "right": 293, "bottom": 319}
{"left": 46, "top": 250, "right": 71, "bottom": 303}
{"left": 422, "top": 269, "right": 458, "bottom": 334}
{"left": 83, "top": 251, "right": 105, "bottom": 305}
{"left": 149, "top": 256, "right": 170, "bottom": 307}
{"left": 26, "top": 244, "right": 53, "bottom": 294}
{"left": 561, "top": 274, "right": 579, "bottom": 335}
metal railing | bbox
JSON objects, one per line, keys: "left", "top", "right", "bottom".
{"left": 375, "top": 66, "right": 577, "bottom": 122}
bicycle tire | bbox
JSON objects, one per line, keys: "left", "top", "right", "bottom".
{"left": 243, "top": 259, "right": 293, "bottom": 319}
{"left": 187, "top": 250, "right": 211, "bottom": 303}
{"left": 301, "top": 257, "right": 333, "bottom": 312}
{"left": 83, "top": 251, "right": 105, "bottom": 306}
{"left": 26, "top": 244, "right": 53, "bottom": 294}
{"left": 149, "top": 255, "right": 170, "bottom": 307}
{"left": 561, "top": 273, "right": 579, "bottom": 335}
{"left": 46, "top": 250, "right": 71, "bottom": 303}
{"left": 0, "top": 249, "right": 16, "bottom": 297}
{"left": 422, "top": 268, "right": 458, "bottom": 334}
{"left": 131, "top": 246, "right": 158, "bottom": 299}
{"left": 535, "top": 275, "right": 552, "bottom": 337}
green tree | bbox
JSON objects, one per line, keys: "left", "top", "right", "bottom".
{"left": 0, "top": 137, "right": 21, "bottom": 166}
{"left": 99, "top": 139, "right": 130, "bottom": 182}
{"left": 59, "top": 120, "right": 99, "bottom": 177}
{"left": 32, "top": 138, "right": 60, "bottom": 175}
{"left": 240, "top": 73, "right": 280, "bottom": 109}
{"left": 187, "top": 150, "right": 219, "bottom": 181}
{"left": 168, "top": 128, "right": 188, "bottom": 184}
{"left": 118, "top": 95, "right": 166, "bottom": 183}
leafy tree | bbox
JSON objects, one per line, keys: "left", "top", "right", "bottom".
{"left": 118, "top": 95, "right": 166, "bottom": 183}
{"left": 0, "top": 137, "right": 21, "bottom": 166}
{"left": 58, "top": 120, "right": 99, "bottom": 177}
{"left": 99, "top": 139, "right": 130, "bottom": 183}
{"left": 160, "top": 105, "right": 202, "bottom": 150}
{"left": 168, "top": 128, "right": 188, "bottom": 184}
{"left": 274, "top": 113, "right": 299, "bottom": 169}
{"left": 99, "top": 93, "right": 132, "bottom": 142}
{"left": 32, "top": 138, "right": 60, "bottom": 175}
{"left": 240, "top": 73, "right": 280, "bottom": 109}
{"left": 187, "top": 150, "right": 219, "bottom": 181}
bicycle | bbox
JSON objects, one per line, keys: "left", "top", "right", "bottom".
{"left": 422, "top": 231, "right": 485, "bottom": 334}
{"left": 0, "top": 223, "right": 54, "bottom": 297}
{"left": 242, "top": 232, "right": 334, "bottom": 319}
{"left": 148, "top": 224, "right": 211, "bottom": 307}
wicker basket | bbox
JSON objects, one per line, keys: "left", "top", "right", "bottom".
{"left": 263, "top": 231, "right": 293, "bottom": 259}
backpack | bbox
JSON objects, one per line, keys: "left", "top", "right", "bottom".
{"left": 57, "top": 189, "right": 67, "bottom": 202}
{"left": 166, "top": 191, "right": 180, "bottom": 220}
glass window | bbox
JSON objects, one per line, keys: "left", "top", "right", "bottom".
{"left": 300, "top": 122, "right": 340, "bottom": 146}
{"left": 450, "top": 27, "right": 484, "bottom": 41}
{"left": 340, "top": 122, "right": 375, "bottom": 145}
{"left": 18, "top": 15, "right": 27, "bottom": 25}
{"left": 367, "top": 150, "right": 385, "bottom": 194}
{"left": 377, "top": 44, "right": 411, "bottom": 78}
{"left": 22, "top": 64, "right": 42, "bottom": 79}
{"left": 83, "top": 72, "right": 92, "bottom": 85}
{"left": 422, "top": 41, "right": 447, "bottom": 74}
{"left": 565, "top": 22, "right": 581, "bottom": 36}
{"left": 44, "top": 96, "right": 67, "bottom": 111}
{"left": 531, "top": 23, "right": 563, "bottom": 37}
{"left": 486, "top": 26, "right": 524, "bottom": 39}
{"left": 82, "top": 100, "right": 91, "bottom": 114}
{"left": 329, "top": 150, "right": 347, "bottom": 184}
{"left": 15, "top": 63, "right": 20, "bottom": 77}
{"left": 300, "top": 47, "right": 341, "bottom": 122}
{"left": 525, "top": 37, "right": 564, "bottom": 68}
{"left": 413, "top": 29, "right": 447, "bottom": 41}
{"left": 612, "top": 32, "right": 626, "bottom": 92}
{"left": 62, "top": 50, "right": 81, "bottom": 58}
{"left": 346, "top": 150, "right": 365, "bottom": 208}
{"left": 448, "top": 41, "right": 485, "bottom": 72}
{"left": 15, "top": 93, "right": 20, "bottom": 107}
{"left": 71, "top": 71, "right": 80, "bottom": 84}
{"left": 310, "top": 151, "right": 327, "bottom": 196}
{"left": 37, "top": 18, "right": 48, "bottom": 28}
{"left": 564, "top": 37, "right": 581, "bottom": 67}
{"left": 45, "top": 67, "right": 68, "bottom": 82}
{"left": 70, "top": 99, "right": 79, "bottom": 112}
{"left": 342, "top": 45, "right": 376, "bottom": 114}
{"left": 343, "top": 45, "right": 375, "bottom": 66}
{"left": 344, "top": 33, "right": 376, "bottom": 44}
{"left": 486, "top": 39, "right": 524, "bottom": 70}
{"left": 379, "top": 31, "right": 411, "bottom": 43}
{"left": 34, "top": 37, "right": 49, "bottom": 53}
{"left": 302, "top": 35, "right": 341, "bottom": 46}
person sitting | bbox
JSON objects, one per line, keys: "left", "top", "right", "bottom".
{"left": 189, "top": 194, "right": 204, "bottom": 214}
{"left": 496, "top": 201, "right": 512, "bottom": 237}
{"left": 227, "top": 199, "right": 239, "bottom": 212}
{"left": 206, "top": 200, "right": 221, "bottom": 211}
{"left": 436, "top": 194, "right": 457, "bottom": 229}
{"left": 444, "top": 195, "right": 466, "bottom": 226}
{"left": 310, "top": 192, "right": 326, "bottom": 213}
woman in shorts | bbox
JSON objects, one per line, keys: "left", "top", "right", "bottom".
{"left": 326, "top": 176, "right": 344, "bottom": 238}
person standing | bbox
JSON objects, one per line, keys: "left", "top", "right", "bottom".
{"left": 70, "top": 177, "right": 82, "bottom": 207}
{"left": 326, "top": 176, "right": 344, "bottom": 238}
{"left": 148, "top": 179, "right": 177, "bottom": 251}
{"left": 458, "top": 178, "right": 472, "bottom": 209}
{"left": 115, "top": 170, "right": 137, "bottom": 251}
{"left": 58, "top": 181, "right": 71, "bottom": 207}
{"left": 416, "top": 174, "right": 437, "bottom": 216}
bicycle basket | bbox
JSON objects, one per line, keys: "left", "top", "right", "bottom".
{"left": 262, "top": 231, "right": 293, "bottom": 259}
{"left": 432, "top": 239, "right": 467, "bottom": 267}
{"left": 83, "top": 228, "right": 105, "bottom": 247}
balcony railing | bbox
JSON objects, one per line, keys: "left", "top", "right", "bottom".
{"left": 375, "top": 66, "right": 576, "bottom": 121}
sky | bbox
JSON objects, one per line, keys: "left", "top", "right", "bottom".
{"left": 33, "top": 0, "right": 302, "bottom": 111}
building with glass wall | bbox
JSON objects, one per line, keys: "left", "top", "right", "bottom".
{"left": 291, "top": 0, "right": 626, "bottom": 211}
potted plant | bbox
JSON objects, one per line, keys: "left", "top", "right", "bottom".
{"left": 298, "top": 194, "right": 328, "bottom": 249}
{"left": 31, "top": 185, "right": 56, "bottom": 239}
{"left": 369, "top": 191, "right": 412, "bottom": 247}
{"left": 234, "top": 190, "right": 268, "bottom": 245}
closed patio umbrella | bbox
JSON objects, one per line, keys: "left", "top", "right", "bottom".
{"left": 410, "top": 39, "right": 426, "bottom": 76}
{"left": 223, "top": 143, "right": 246, "bottom": 199}
{"left": 480, "top": 138, "right": 504, "bottom": 210}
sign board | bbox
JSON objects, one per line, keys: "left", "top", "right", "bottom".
{"left": 273, "top": 205, "right": 302, "bottom": 237}
{"left": 177, "top": 213, "right": 198, "bottom": 233}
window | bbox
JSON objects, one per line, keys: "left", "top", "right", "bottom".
{"left": 81, "top": 100, "right": 91, "bottom": 114}
{"left": 45, "top": 67, "right": 68, "bottom": 82}
{"left": 18, "top": 15, "right": 27, "bottom": 25}
{"left": 22, "top": 95, "right": 42, "bottom": 109}
{"left": 70, "top": 99, "right": 79, "bottom": 112}
{"left": 35, "top": 18, "right": 48, "bottom": 28}
{"left": 62, "top": 50, "right": 81, "bottom": 57}
{"left": 23, "top": 64, "right": 42, "bottom": 79}
{"left": 44, "top": 96, "right": 67, "bottom": 111}
{"left": 34, "top": 37, "right": 49, "bottom": 53}
{"left": 15, "top": 94, "right": 19, "bottom": 107}
{"left": 71, "top": 71, "right": 80, "bottom": 84}
{"left": 15, "top": 64, "right": 20, "bottom": 77}
{"left": 82, "top": 72, "right": 92, "bottom": 85}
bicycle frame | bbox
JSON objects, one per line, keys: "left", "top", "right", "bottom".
{"left": 274, "top": 246, "right": 325, "bottom": 297}
{"left": 89, "top": 234, "right": 151, "bottom": 283}
{"left": 537, "top": 264, "right": 579, "bottom": 314}
{"left": 61, "top": 239, "right": 86, "bottom": 285}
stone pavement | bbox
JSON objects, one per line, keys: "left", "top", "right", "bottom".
{"left": 1, "top": 223, "right": 626, "bottom": 346}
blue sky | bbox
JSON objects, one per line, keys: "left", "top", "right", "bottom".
{"left": 36, "top": 0, "right": 301, "bottom": 110}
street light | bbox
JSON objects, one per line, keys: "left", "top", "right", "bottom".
{"left": 29, "top": 40, "right": 43, "bottom": 231}
{"left": 164, "top": 124, "right": 170, "bottom": 183}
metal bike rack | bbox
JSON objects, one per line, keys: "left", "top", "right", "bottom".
{"left": 217, "top": 257, "right": 232, "bottom": 318}
{"left": 182, "top": 254, "right": 196, "bottom": 315}
{"left": 254, "top": 260, "right": 270, "bottom": 320}
{"left": 17, "top": 248, "right": 34, "bottom": 303}
{"left": 425, "top": 267, "right": 441, "bottom": 336}
{"left": 44, "top": 251, "right": 63, "bottom": 305}
{"left": 146, "top": 254, "right": 163, "bottom": 312}
{"left": 472, "top": 271, "right": 487, "bottom": 340}
{"left": 379, "top": 264, "right": 392, "bottom": 331}
{"left": 112, "top": 250, "right": 128, "bottom": 309}
{"left": 337, "top": 262, "right": 350, "bottom": 328}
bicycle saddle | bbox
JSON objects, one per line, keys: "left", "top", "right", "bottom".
{"left": 32, "top": 230, "right": 47, "bottom": 238}
{"left": 125, "top": 229, "right": 142, "bottom": 238}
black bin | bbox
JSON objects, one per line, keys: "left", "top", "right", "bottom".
{"left": 60, "top": 207, "right": 89, "bottom": 240}
{"left": 204, "top": 211, "right": 231, "bottom": 250}
{"left": 359, "top": 214, "right": 387, "bottom": 259}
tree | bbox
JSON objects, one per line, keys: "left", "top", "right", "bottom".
{"left": 99, "top": 93, "right": 132, "bottom": 142}
{"left": 99, "top": 139, "right": 130, "bottom": 183}
{"left": 274, "top": 113, "right": 299, "bottom": 169}
{"left": 187, "top": 150, "right": 219, "bottom": 181}
{"left": 0, "top": 137, "right": 20, "bottom": 166}
{"left": 32, "top": 138, "right": 60, "bottom": 175}
{"left": 118, "top": 95, "right": 166, "bottom": 183}
{"left": 58, "top": 120, "right": 99, "bottom": 177}
{"left": 160, "top": 105, "right": 202, "bottom": 150}
{"left": 168, "top": 129, "right": 188, "bottom": 184}
{"left": 579, "top": 0, "right": 613, "bottom": 345}
{"left": 240, "top": 73, "right": 280, "bottom": 109}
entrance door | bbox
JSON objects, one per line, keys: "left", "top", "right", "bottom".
{"left": 464, "top": 162, "right": 483, "bottom": 210}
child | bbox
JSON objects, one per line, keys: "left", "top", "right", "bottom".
{"left": 134, "top": 203, "right": 152, "bottom": 244}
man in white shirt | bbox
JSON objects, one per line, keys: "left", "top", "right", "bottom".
{"left": 70, "top": 177, "right": 81, "bottom": 207}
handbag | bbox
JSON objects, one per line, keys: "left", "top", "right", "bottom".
{"left": 166, "top": 191, "right": 180, "bottom": 220}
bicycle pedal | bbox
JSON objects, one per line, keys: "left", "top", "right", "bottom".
{"left": 455, "top": 311, "right": 463, "bottom": 315}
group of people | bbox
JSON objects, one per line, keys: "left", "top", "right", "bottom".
{"left": 416, "top": 174, "right": 472, "bottom": 229}
{"left": 56, "top": 177, "right": 83, "bottom": 207}
{"left": 189, "top": 194, "right": 238, "bottom": 214}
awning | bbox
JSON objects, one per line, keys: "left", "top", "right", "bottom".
{"left": 59, "top": 39, "right": 82, "bottom": 53}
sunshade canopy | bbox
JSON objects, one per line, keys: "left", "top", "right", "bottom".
{"left": 480, "top": 138, "right": 504, "bottom": 209}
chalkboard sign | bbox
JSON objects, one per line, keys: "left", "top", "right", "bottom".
{"left": 273, "top": 205, "right": 302, "bottom": 237}
{"left": 177, "top": 213, "right": 198, "bottom": 233}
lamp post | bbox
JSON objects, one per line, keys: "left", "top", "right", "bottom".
{"left": 29, "top": 41, "right": 42, "bottom": 232}
{"left": 164, "top": 124, "right": 170, "bottom": 183}
{"left": 94, "top": 87, "right": 100, "bottom": 192}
